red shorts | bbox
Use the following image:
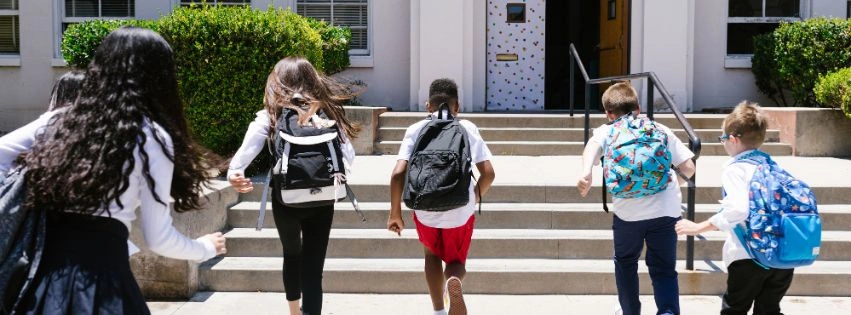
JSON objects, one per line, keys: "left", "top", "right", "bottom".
{"left": 412, "top": 214, "right": 475, "bottom": 264}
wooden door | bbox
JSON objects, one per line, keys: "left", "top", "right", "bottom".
{"left": 599, "top": 0, "right": 628, "bottom": 79}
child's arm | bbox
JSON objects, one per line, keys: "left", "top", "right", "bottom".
{"left": 475, "top": 160, "right": 495, "bottom": 202}
{"left": 227, "top": 112, "right": 271, "bottom": 193}
{"left": 387, "top": 160, "right": 408, "bottom": 236}
{"left": 577, "top": 140, "right": 603, "bottom": 197}
{"left": 676, "top": 165, "right": 750, "bottom": 236}
{"left": 675, "top": 159, "right": 696, "bottom": 185}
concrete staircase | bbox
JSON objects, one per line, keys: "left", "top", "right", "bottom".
{"left": 374, "top": 113, "right": 792, "bottom": 156}
{"left": 199, "top": 113, "right": 851, "bottom": 296}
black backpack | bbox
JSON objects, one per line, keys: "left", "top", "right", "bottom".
{"left": 0, "top": 168, "right": 46, "bottom": 315}
{"left": 403, "top": 105, "right": 478, "bottom": 212}
{"left": 255, "top": 109, "right": 363, "bottom": 230}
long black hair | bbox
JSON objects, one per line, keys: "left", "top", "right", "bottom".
{"left": 25, "top": 26, "right": 215, "bottom": 214}
{"left": 47, "top": 70, "right": 85, "bottom": 111}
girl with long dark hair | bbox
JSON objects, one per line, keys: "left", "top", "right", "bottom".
{"left": 228, "top": 56, "right": 360, "bottom": 315}
{"left": 0, "top": 27, "right": 226, "bottom": 314}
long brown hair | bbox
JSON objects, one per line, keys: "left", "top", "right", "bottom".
{"left": 263, "top": 56, "right": 360, "bottom": 141}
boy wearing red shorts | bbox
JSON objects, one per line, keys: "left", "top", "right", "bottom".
{"left": 388, "top": 78, "right": 495, "bottom": 315}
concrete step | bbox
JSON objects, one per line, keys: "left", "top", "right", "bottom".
{"left": 378, "top": 113, "right": 730, "bottom": 130}
{"left": 239, "top": 183, "right": 851, "bottom": 205}
{"left": 199, "top": 258, "right": 851, "bottom": 296}
{"left": 228, "top": 202, "right": 851, "bottom": 231}
{"left": 373, "top": 141, "right": 792, "bottom": 156}
{"left": 147, "top": 293, "right": 851, "bottom": 315}
{"left": 223, "top": 228, "right": 851, "bottom": 261}
{"left": 378, "top": 127, "right": 781, "bottom": 144}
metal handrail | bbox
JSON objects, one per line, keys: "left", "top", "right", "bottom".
{"left": 568, "top": 43, "right": 703, "bottom": 270}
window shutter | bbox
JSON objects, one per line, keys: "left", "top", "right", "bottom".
{"left": 0, "top": 16, "right": 18, "bottom": 53}
{"left": 0, "top": 0, "right": 17, "bottom": 10}
{"left": 297, "top": 0, "right": 368, "bottom": 54}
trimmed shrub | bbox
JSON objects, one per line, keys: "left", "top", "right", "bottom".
{"left": 814, "top": 67, "right": 851, "bottom": 119}
{"left": 771, "top": 18, "right": 851, "bottom": 106}
{"left": 61, "top": 19, "right": 156, "bottom": 68}
{"left": 60, "top": 6, "right": 352, "bottom": 173}
{"left": 307, "top": 18, "right": 352, "bottom": 75}
{"left": 156, "top": 6, "right": 323, "bottom": 158}
{"left": 752, "top": 33, "right": 793, "bottom": 107}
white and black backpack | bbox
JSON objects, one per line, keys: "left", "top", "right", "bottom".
{"left": 256, "top": 109, "right": 363, "bottom": 230}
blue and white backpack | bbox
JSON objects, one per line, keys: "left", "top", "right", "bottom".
{"left": 730, "top": 150, "right": 821, "bottom": 269}
{"left": 602, "top": 114, "right": 672, "bottom": 199}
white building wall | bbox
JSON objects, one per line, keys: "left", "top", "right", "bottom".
{"left": 336, "top": 0, "right": 410, "bottom": 111}
{"left": 692, "top": 0, "right": 847, "bottom": 110}
{"left": 632, "top": 0, "right": 690, "bottom": 112}
{"left": 0, "top": 0, "right": 67, "bottom": 132}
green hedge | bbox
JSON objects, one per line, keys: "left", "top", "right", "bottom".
{"left": 60, "top": 6, "right": 353, "bottom": 173}
{"left": 307, "top": 18, "right": 352, "bottom": 75}
{"left": 753, "top": 18, "right": 851, "bottom": 107}
{"left": 814, "top": 67, "right": 851, "bottom": 119}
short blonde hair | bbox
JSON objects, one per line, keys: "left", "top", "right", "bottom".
{"left": 601, "top": 82, "right": 639, "bottom": 116}
{"left": 723, "top": 101, "right": 767, "bottom": 148}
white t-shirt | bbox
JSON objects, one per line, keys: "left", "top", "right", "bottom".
{"left": 0, "top": 110, "right": 217, "bottom": 262}
{"left": 397, "top": 114, "right": 493, "bottom": 228}
{"left": 589, "top": 121, "right": 695, "bottom": 221}
{"left": 708, "top": 149, "right": 758, "bottom": 267}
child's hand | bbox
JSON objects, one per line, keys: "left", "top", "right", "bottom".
{"left": 203, "top": 232, "right": 227, "bottom": 256}
{"left": 387, "top": 216, "right": 405, "bottom": 236}
{"left": 228, "top": 173, "right": 253, "bottom": 194}
{"left": 577, "top": 172, "right": 593, "bottom": 197}
{"left": 675, "top": 219, "right": 704, "bottom": 236}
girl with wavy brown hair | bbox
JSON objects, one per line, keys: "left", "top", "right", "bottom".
{"left": 228, "top": 56, "right": 359, "bottom": 315}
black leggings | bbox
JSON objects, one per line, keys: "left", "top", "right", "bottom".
{"left": 272, "top": 201, "right": 334, "bottom": 314}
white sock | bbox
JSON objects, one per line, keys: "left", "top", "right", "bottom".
{"left": 434, "top": 309, "right": 448, "bottom": 315}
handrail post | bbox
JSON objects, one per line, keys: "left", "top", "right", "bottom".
{"left": 646, "top": 79, "right": 654, "bottom": 120}
{"left": 686, "top": 157, "right": 697, "bottom": 271}
{"left": 584, "top": 82, "right": 591, "bottom": 144}
{"left": 569, "top": 52, "right": 575, "bottom": 117}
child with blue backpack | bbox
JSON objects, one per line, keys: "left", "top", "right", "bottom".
{"left": 577, "top": 82, "right": 695, "bottom": 315}
{"left": 676, "top": 101, "right": 820, "bottom": 315}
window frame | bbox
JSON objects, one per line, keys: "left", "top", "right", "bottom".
{"left": 0, "top": 0, "right": 20, "bottom": 56}
{"left": 725, "top": 0, "right": 808, "bottom": 68}
{"left": 295, "top": 0, "right": 371, "bottom": 57}
{"left": 55, "top": 0, "right": 135, "bottom": 59}
{"left": 177, "top": 0, "right": 251, "bottom": 7}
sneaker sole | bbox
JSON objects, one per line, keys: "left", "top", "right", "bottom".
{"left": 447, "top": 278, "right": 466, "bottom": 315}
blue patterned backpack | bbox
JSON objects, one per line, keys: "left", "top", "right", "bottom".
{"left": 730, "top": 150, "right": 821, "bottom": 269}
{"left": 602, "top": 114, "right": 672, "bottom": 199}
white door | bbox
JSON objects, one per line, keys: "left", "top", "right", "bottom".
{"left": 486, "top": 0, "right": 546, "bottom": 111}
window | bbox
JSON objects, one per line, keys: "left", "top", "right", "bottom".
{"left": 727, "top": 0, "right": 802, "bottom": 55}
{"left": 180, "top": 0, "right": 249, "bottom": 7}
{"left": 297, "top": 0, "right": 369, "bottom": 56}
{"left": 0, "top": 0, "right": 19, "bottom": 54}
{"left": 59, "top": 1, "right": 134, "bottom": 57}
{"left": 506, "top": 3, "right": 525, "bottom": 23}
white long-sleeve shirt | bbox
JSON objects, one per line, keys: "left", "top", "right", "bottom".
{"left": 227, "top": 110, "right": 355, "bottom": 178}
{"left": 708, "top": 149, "right": 758, "bottom": 267}
{"left": 0, "top": 110, "right": 217, "bottom": 262}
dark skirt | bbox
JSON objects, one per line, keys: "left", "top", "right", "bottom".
{"left": 14, "top": 213, "right": 150, "bottom": 315}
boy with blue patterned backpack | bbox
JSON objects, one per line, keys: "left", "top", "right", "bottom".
{"left": 677, "top": 101, "right": 820, "bottom": 315}
{"left": 577, "top": 82, "right": 695, "bottom": 315}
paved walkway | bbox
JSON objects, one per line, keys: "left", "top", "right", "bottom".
{"left": 149, "top": 293, "right": 851, "bottom": 314}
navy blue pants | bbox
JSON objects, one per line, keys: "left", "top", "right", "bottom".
{"left": 613, "top": 215, "right": 681, "bottom": 315}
